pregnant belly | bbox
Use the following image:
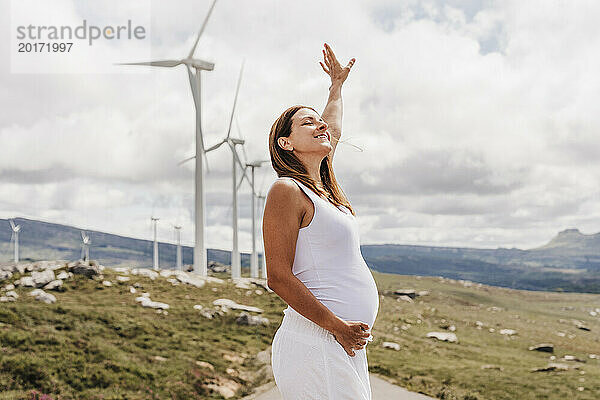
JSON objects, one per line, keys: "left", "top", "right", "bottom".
{"left": 314, "top": 263, "right": 380, "bottom": 329}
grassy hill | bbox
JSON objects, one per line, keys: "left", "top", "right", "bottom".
{"left": 1, "top": 262, "right": 599, "bottom": 399}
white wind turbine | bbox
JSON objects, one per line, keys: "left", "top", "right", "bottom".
{"left": 9, "top": 219, "right": 20, "bottom": 264}
{"left": 197, "top": 62, "right": 251, "bottom": 280}
{"left": 151, "top": 217, "right": 159, "bottom": 270}
{"left": 245, "top": 160, "right": 271, "bottom": 278}
{"left": 173, "top": 224, "right": 182, "bottom": 271}
{"left": 257, "top": 192, "right": 267, "bottom": 279}
{"left": 80, "top": 231, "right": 91, "bottom": 262}
{"left": 118, "top": 0, "right": 218, "bottom": 277}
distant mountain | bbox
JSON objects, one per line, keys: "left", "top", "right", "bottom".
{"left": 0, "top": 217, "right": 259, "bottom": 270}
{"left": 533, "top": 228, "right": 600, "bottom": 253}
{"left": 2, "top": 218, "right": 600, "bottom": 293}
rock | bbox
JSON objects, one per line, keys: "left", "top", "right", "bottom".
{"left": 213, "top": 298, "right": 264, "bottom": 313}
{"left": 56, "top": 271, "right": 69, "bottom": 280}
{"left": 531, "top": 363, "right": 570, "bottom": 372}
{"left": 199, "top": 308, "right": 221, "bottom": 319}
{"left": 17, "top": 276, "right": 35, "bottom": 287}
{"left": 393, "top": 289, "right": 417, "bottom": 299}
{"left": 69, "top": 261, "right": 101, "bottom": 277}
{"left": 152, "top": 355, "right": 168, "bottom": 362}
{"left": 0, "top": 296, "right": 16, "bottom": 302}
{"left": 131, "top": 268, "right": 159, "bottom": 280}
{"left": 426, "top": 332, "right": 458, "bottom": 343}
{"left": 43, "top": 280, "right": 63, "bottom": 291}
{"left": 256, "top": 349, "right": 271, "bottom": 364}
{"left": 226, "top": 368, "right": 238, "bottom": 377}
{"left": 396, "top": 295, "right": 414, "bottom": 303}
{"left": 235, "top": 281, "right": 253, "bottom": 289}
{"left": 382, "top": 342, "right": 401, "bottom": 351}
{"left": 0, "top": 270, "right": 12, "bottom": 281}
{"left": 223, "top": 353, "right": 246, "bottom": 364}
{"left": 32, "top": 270, "right": 55, "bottom": 287}
{"left": 116, "top": 276, "right": 130, "bottom": 282}
{"left": 135, "top": 296, "right": 169, "bottom": 310}
{"left": 575, "top": 323, "right": 590, "bottom": 331}
{"left": 417, "top": 290, "right": 430, "bottom": 296}
{"left": 176, "top": 273, "right": 206, "bottom": 288}
{"left": 235, "top": 312, "right": 269, "bottom": 326}
{"left": 133, "top": 282, "right": 142, "bottom": 288}
{"left": 102, "top": 280, "right": 112, "bottom": 287}
{"left": 141, "top": 292, "right": 150, "bottom": 298}
{"left": 3, "top": 284, "right": 15, "bottom": 291}
{"left": 481, "top": 364, "right": 504, "bottom": 371}
{"left": 562, "top": 355, "right": 586, "bottom": 362}
{"left": 193, "top": 304, "right": 203, "bottom": 310}
{"left": 166, "top": 278, "right": 179, "bottom": 285}
{"left": 499, "top": 329, "right": 518, "bottom": 336}
{"left": 28, "top": 288, "right": 56, "bottom": 304}
{"left": 112, "top": 267, "right": 130, "bottom": 274}
{"left": 528, "top": 343, "right": 554, "bottom": 353}
{"left": 203, "top": 375, "right": 241, "bottom": 399}
{"left": 196, "top": 360, "right": 215, "bottom": 370}
{"left": 129, "top": 287, "right": 137, "bottom": 293}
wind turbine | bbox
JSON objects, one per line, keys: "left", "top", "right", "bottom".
{"left": 257, "top": 192, "right": 267, "bottom": 279}
{"left": 151, "top": 217, "right": 159, "bottom": 270}
{"left": 173, "top": 224, "right": 182, "bottom": 271}
{"left": 245, "top": 160, "right": 271, "bottom": 278}
{"left": 9, "top": 219, "right": 20, "bottom": 264}
{"left": 118, "top": 0, "right": 218, "bottom": 277}
{"left": 80, "top": 231, "right": 91, "bottom": 262}
{"left": 197, "top": 62, "right": 250, "bottom": 280}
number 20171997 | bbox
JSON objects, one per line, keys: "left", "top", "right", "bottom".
{"left": 18, "top": 42, "right": 73, "bottom": 52}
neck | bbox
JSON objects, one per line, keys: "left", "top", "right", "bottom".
{"left": 305, "top": 160, "right": 323, "bottom": 187}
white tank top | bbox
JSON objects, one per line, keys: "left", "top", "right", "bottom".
{"left": 269, "top": 177, "right": 380, "bottom": 336}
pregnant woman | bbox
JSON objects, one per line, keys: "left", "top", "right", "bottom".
{"left": 262, "top": 43, "right": 380, "bottom": 399}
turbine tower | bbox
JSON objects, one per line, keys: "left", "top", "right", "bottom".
{"left": 199, "top": 62, "right": 250, "bottom": 280}
{"left": 151, "top": 217, "right": 159, "bottom": 270}
{"left": 80, "top": 231, "right": 91, "bottom": 262}
{"left": 245, "top": 160, "right": 271, "bottom": 278}
{"left": 9, "top": 219, "right": 20, "bottom": 264}
{"left": 174, "top": 225, "right": 182, "bottom": 271}
{"left": 257, "top": 192, "right": 267, "bottom": 279}
{"left": 118, "top": 0, "right": 218, "bottom": 277}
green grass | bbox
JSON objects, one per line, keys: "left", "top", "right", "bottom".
{"left": 1, "top": 267, "right": 599, "bottom": 399}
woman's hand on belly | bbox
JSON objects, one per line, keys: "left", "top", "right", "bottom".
{"left": 330, "top": 319, "right": 371, "bottom": 357}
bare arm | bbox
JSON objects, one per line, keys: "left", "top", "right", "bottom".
{"left": 321, "top": 83, "right": 343, "bottom": 159}
{"left": 263, "top": 179, "right": 371, "bottom": 356}
{"left": 318, "top": 43, "right": 355, "bottom": 160}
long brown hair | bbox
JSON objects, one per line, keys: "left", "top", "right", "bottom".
{"left": 268, "top": 105, "right": 355, "bottom": 216}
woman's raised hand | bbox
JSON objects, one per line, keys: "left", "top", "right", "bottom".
{"left": 319, "top": 42, "right": 355, "bottom": 88}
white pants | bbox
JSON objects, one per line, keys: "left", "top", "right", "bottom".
{"left": 271, "top": 307, "right": 372, "bottom": 399}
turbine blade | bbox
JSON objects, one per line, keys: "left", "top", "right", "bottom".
{"left": 204, "top": 152, "right": 211, "bottom": 174}
{"left": 9, "top": 219, "right": 15, "bottom": 230}
{"left": 188, "top": 0, "right": 218, "bottom": 59}
{"left": 235, "top": 116, "right": 248, "bottom": 163}
{"left": 232, "top": 147, "right": 252, "bottom": 188}
{"left": 226, "top": 61, "right": 245, "bottom": 139}
{"left": 117, "top": 60, "right": 182, "bottom": 67}
{"left": 178, "top": 155, "right": 196, "bottom": 166}
{"left": 205, "top": 139, "right": 226, "bottom": 153}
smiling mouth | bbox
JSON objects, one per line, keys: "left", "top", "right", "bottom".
{"left": 314, "top": 131, "right": 330, "bottom": 141}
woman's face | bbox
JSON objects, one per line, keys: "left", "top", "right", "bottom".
{"left": 278, "top": 108, "right": 331, "bottom": 156}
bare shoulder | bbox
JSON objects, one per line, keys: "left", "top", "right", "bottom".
{"left": 267, "top": 179, "right": 302, "bottom": 206}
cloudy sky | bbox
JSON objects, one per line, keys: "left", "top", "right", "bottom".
{"left": 1, "top": 0, "right": 599, "bottom": 255}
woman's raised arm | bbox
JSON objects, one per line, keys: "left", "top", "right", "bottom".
{"left": 319, "top": 43, "right": 355, "bottom": 160}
